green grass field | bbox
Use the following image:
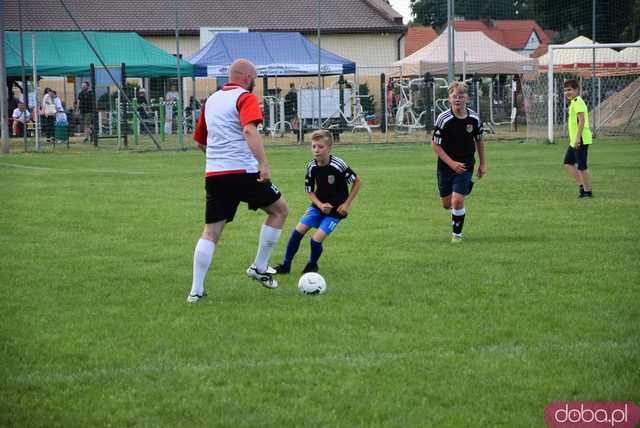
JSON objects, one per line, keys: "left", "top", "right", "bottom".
{"left": 1, "top": 138, "right": 639, "bottom": 427}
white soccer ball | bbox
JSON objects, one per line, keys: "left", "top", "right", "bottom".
{"left": 298, "top": 272, "right": 327, "bottom": 295}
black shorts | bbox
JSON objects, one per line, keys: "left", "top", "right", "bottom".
{"left": 563, "top": 145, "right": 589, "bottom": 171}
{"left": 205, "top": 173, "right": 281, "bottom": 224}
{"left": 437, "top": 166, "right": 473, "bottom": 197}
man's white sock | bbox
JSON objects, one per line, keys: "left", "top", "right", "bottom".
{"left": 190, "top": 239, "right": 215, "bottom": 296}
{"left": 254, "top": 224, "right": 282, "bottom": 272}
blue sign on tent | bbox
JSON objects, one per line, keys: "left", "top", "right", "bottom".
{"left": 189, "top": 32, "right": 356, "bottom": 77}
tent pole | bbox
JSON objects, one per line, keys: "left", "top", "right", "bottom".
{"left": 316, "top": 0, "right": 321, "bottom": 128}
{"left": 32, "top": 33, "right": 40, "bottom": 151}
{"left": 0, "top": 14, "right": 9, "bottom": 153}
{"left": 447, "top": 0, "right": 455, "bottom": 84}
{"left": 175, "top": 0, "right": 184, "bottom": 150}
{"left": 18, "top": 0, "right": 29, "bottom": 151}
{"left": 191, "top": 77, "right": 196, "bottom": 133}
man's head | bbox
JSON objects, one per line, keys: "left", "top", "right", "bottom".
{"left": 229, "top": 59, "right": 257, "bottom": 92}
{"left": 82, "top": 81, "right": 89, "bottom": 91}
{"left": 563, "top": 79, "right": 579, "bottom": 100}
{"left": 447, "top": 81, "right": 468, "bottom": 109}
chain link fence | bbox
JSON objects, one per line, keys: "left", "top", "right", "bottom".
{"left": 4, "top": 0, "right": 639, "bottom": 152}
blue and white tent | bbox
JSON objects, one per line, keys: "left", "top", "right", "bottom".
{"left": 189, "top": 32, "right": 356, "bottom": 77}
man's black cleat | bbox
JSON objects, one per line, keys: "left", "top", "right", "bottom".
{"left": 302, "top": 262, "right": 319, "bottom": 274}
{"left": 274, "top": 264, "right": 291, "bottom": 274}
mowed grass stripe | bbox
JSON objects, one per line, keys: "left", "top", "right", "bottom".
{"left": 1, "top": 138, "right": 638, "bottom": 427}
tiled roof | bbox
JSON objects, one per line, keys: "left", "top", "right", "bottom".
{"left": 405, "top": 26, "right": 439, "bottom": 56}
{"left": 454, "top": 19, "right": 550, "bottom": 50}
{"left": 4, "top": 0, "right": 405, "bottom": 34}
{"left": 530, "top": 44, "right": 548, "bottom": 58}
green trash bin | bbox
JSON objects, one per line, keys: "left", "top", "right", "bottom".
{"left": 54, "top": 123, "right": 69, "bottom": 147}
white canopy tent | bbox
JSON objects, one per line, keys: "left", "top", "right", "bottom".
{"left": 391, "top": 30, "right": 537, "bottom": 77}
{"left": 619, "top": 40, "right": 640, "bottom": 64}
{"left": 537, "top": 36, "right": 629, "bottom": 69}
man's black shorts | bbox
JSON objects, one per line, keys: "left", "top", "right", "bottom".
{"left": 563, "top": 145, "right": 589, "bottom": 171}
{"left": 205, "top": 173, "right": 281, "bottom": 224}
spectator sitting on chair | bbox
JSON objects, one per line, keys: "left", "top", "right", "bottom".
{"left": 12, "top": 102, "right": 32, "bottom": 137}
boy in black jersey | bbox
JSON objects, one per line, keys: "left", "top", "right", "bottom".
{"left": 276, "top": 130, "right": 362, "bottom": 274}
{"left": 432, "top": 82, "right": 486, "bottom": 243}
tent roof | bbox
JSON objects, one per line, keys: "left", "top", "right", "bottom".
{"left": 392, "top": 31, "right": 536, "bottom": 76}
{"left": 189, "top": 32, "right": 356, "bottom": 77}
{"left": 619, "top": 40, "right": 640, "bottom": 63}
{"left": 537, "top": 36, "right": 626, "bottom": 66}
{"left": 4, "top": 31, "right": 196, "bottom": 77}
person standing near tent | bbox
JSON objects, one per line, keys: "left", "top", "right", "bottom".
{"left": 186, "top": 58, "right": 289, "bottom": 303}
{"left": 284, "top": 83, "right": 298, "bottom": 124}
{"left": 41, "top": 88, "right": 57, "bottom": 144}
{"left": 136, "top": 88, "right": 149, "bottom": 128}
{"left": 77, "top": 82, "right": 94, "bottom": 144}
{"left": 165, "top": 85, "right": 178, "bottom": 134}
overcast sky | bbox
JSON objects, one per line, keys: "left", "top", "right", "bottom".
{"left": 388, "top": 0, "right": 412, "bottom": 23}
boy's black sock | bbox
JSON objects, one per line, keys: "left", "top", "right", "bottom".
{"left": 282, "top": 229, "right": 304, "bottom": 268}
{"left": 309, "top": 239, "right": 323, "bottom": 264}
{"left": 451, "top": 208, "right": 466, "bottom": 235}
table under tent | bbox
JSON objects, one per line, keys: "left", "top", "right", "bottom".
{"left": 389, "top": 30, "right": 537, "bottom": 133}
{"left": 533, "top": 36, "right": 640, "bottom": 141}
{"left": 189, "top": 32, "right": 366, "bottom": 140}
{"left": 4, "top": 31, "right": 197, "bottom": 150}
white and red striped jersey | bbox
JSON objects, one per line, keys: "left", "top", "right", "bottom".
{"left": 193, "top": 83, "right": 263, "bottom": 176}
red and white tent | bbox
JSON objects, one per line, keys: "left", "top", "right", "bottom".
{"left": 537, "top": 36, "right": 637, "bottom": 73}
{"left": 619, "top": 40, "right": 640, "bottom": 65}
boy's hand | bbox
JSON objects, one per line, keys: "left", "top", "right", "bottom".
{"left": 336, "top": 202, "right": 350, "bottom": 216}
{"left": 477, "top": 164, "right": 486, "bottom": 178}
{"left": 449, "top": 161, "right": 467, "bottom": 174}
{"left": 319, "top": 202, "right": 333, "bottom": 215}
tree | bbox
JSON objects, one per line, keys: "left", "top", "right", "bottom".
{"left": 410, "top": 0, "right": 447, "bottom": 29}
{"left": 410, "top": 0, "right": 639, "bottom": 43}
{"left": 620, "top": 0, "right": 640, "bottom": 42}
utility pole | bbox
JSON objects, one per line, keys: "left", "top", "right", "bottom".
{"left": 447, "top": 0, "right": 455, "bottom": 84}
{"left": 0, "top": 3, "right": 10, "bottom": 154}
